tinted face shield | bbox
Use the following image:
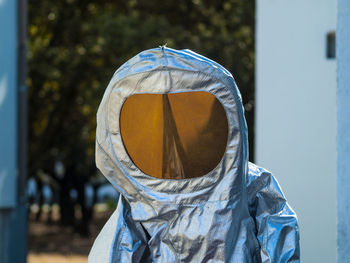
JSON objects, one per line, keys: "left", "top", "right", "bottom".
{"left": 120, "top": 91, "right": 228, "bottom": 179}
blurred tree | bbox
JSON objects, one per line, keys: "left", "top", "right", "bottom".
{"left": 28, "top": 0, "right": 255, "bottom": 233}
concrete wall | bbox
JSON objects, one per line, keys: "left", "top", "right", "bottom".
{"left": 255, "top": 0, "right": 337, "bottom": 262}
{"left": 337, "top": 0, "right": 350, "bottom": 262}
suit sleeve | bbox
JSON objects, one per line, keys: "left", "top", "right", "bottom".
{"left": 88, "top": 195, "right": 149, "bottom": 263}
{"left": 247, "top": 163, "right": 300, "bottom": 263}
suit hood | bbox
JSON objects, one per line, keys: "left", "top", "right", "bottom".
{"left": 96, "top": 47, "right": 248, "bottom": 217}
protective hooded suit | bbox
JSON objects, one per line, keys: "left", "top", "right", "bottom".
{"left": 89, "top": 47, "right": 300, "bottom": 263}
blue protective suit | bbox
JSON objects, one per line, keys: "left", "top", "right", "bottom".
{"left": 89, "top": 47, "right": 300, "bottom": 263}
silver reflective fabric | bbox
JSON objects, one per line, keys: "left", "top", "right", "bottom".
{"left": 89, "top": 47, "right": 300, "bottom": 263}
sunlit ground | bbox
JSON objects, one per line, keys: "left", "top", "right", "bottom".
{"left": 28, "top": 254, "right": 86, "bottom": 263}
{"left": 27, "top": 204, "right": 113, "bottom": 263}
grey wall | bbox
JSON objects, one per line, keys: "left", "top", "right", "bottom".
{"left": 255, "top": 0, "right": 337, "bottom": 262}
{"left": 337, "top": 0, "right": 350, "bottom": 262}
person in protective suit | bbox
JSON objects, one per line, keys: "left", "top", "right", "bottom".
{"left": 89, "top": 47, "right": 300, "bottom": 263}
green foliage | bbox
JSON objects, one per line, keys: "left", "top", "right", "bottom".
{"left": 28, "top": 0, "right": 255, "bottom": 178}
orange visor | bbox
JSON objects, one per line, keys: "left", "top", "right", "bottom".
{"left": 120, "top": 91, "right": 228, "bottom": 179}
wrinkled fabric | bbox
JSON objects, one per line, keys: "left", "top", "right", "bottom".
{"left": 89, "top": 47, "right": 300, "bottom": 263}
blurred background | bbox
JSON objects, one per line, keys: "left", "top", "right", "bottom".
{"left": 1, "top": 0, "right": 350, "bottom": 262}
{"left": 26, "top": 1, "right": 254, "bottom": 262}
